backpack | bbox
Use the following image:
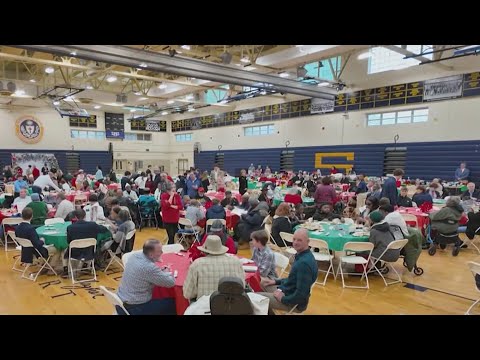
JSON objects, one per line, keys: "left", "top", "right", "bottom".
{"left": 210, "top": 277, "right": 254, "bottom": 315}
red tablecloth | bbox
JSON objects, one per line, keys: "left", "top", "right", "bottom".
{"left": 341, "top": 184, "right": 350, "bottom": 192}
{"left": 398, "top": 207, "right": 430, "bottom": 233}
{"left": 152, "top": 253, "right": 262, "bottom": 315}
{"left": 108, "top": 184, "right": 120, "bottom": 190}
{"left": 339, "top": 192, "right": 356, "bottom": 202}
{"left": 0, "top": 210, "right": 18, "bottom": 224}
{"left": 205, "top": 191, "right": 242, "bottom": 203}
{"left": 180, "top": 208, "right": 240, "bottom": 230}
{"left": 65, "top": 191, "right": 91, "bottom": 202}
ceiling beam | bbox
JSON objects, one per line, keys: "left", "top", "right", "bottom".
{"left": 382, "top": 45, "right": 453, "bottom": 70}
{"left": 11, "top": 45, "right": 337, "bottom": 100}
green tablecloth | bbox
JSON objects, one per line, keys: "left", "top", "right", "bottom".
{"left": 247, "top": 181, "right": 259, "bottom": 190}
{"left": 295, "top": 223, "right": 369, "bottom": 251}
{"left": 433, "top": 199, "right": 446, "bottom": 204}
{"left": 273, "top": 197, "right": 315, "bottom": 207}
{"left": 37, "top": 221, "right": 111, "bottom": 251}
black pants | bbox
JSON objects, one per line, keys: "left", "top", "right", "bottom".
{"left": 164, "top": 222, "right": 178, "bottom": 244}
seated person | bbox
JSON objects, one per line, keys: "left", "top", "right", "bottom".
{"left": 234, "top": 199, "right": 269, "bottom": 246}
{"left": 430, "top": 196, "right": 463, "bottom": 235}
{"left": 428, "top": 183, "right": 441, "bottom": 200}
{"left": 239, "top": 193, "right": 250, "bottom": 210}
{"left": 206, "top": 198, "right": 226, "bottom": 220}
{"left": 312, "top": 203, "right": 341, "bottom": 222}
{"left": 25, "top": 193, "right": 48, "bottom": 226}
{"left": 123, "top": 184, "right": 138, "bottom": 201}
{"left": 55, "top": 192, "right": 75, "bottom": 220}
{"left": 291, "top": 203, "right": 307, "bottom": 225}
{"left": 466, "top": 208, "right": 480, "bottom": 240}
{"left": 13, "top": 174, "right": 28, "bottom": 197}
{"left": 220, "top": 190, "right": 239, "bottom": 208}
{"left": 259, "top": 228, "right": 317, "bottom": 314}
{"left": 397, "top": 186, "right": 413, "bottom": 207}
{"left": 191, "top": 219, "right": 236, "bottom": 260}
{"left": 378, "top": 197, "right": 391, "bottom": 208}
{"left": 367, "top": 211, "right": 401, "bottom": 262}
{"left": 357, "top": 196, "right": 380, "bottom": 224}
{"left": 251, "top": 229, "right": 277, "bottom": 280}
{"left": 271, "top": 203, "right": 293, "bottom": 247}
{"left": 379, "top": 204, "right": 409, "bottom": 237}
{"left": 182, "top": 195, "right": 191, "bottom": 209}
{"left": 284, "top": 188, "right": 302, "bottom": 206}
{"left": 62, "top": 209, "right": 110, "bottom": 278}
{"left": 183, "top": 235, "right": 245, "bottom": 301}
{"left": 60, "top": 178, "right": 71, "bottom": 192}
{"left": 195, "top": 187, "right": 211, "bottom": 206}
{"left": 412, "top": 185, "right": 433, "bottom": 207}
{"left": 461, "top": 182, "right": 480, "bottom": 201}
{"left": 117, "top": 239, "right": 176, "bottom": 315}
{"left": 84, "top": 193, "right": 106, "bottom": 222}
{"left": 107, "top": 209, "right": 136, "bottom": 255}
{"left": 13, "top": 188, "right": 32, "bottom": 213}
{"left": 15, "top": 207, "right": 57, "bottom": 267}
{"left": 342, "top": 198, "right": 358, "bottom": 220}
{"left": 185, "top": 199, "right": 205, "bottom": 233}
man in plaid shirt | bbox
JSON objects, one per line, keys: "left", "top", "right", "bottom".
{"left": 183, "top": 235, "right": 245, "bottom": 301}
{"left": 251, "top": 229, "right": 277, "bottom": 279}
{"left": 259, "top": 228, "right": 317, "bottom": 313}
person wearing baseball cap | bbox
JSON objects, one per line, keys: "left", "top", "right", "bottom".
{"left": 183, "top": 235, "right": 245, "bottom": 300}
{"left": 194, "top": 186, "right": 211, "bottom": 206}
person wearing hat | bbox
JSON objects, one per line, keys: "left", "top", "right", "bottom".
{"left": 13, "top": 174, "right": 28, "bottom": 198}
{"left": 258, "top": 185, "right": 271, "bottom": 206}
{"left": 25, "top": 193, "right": 49, "bottom": 226}
{"left": 191, "top": 219, "right": 236, "bottom": 261}
{"left": 183, "top": 235, "right": 245, "bottom": 300}
{"left": 221, "top": 190, "right": 239, "bottom": 209}
{"left": 379, "top": 204, "right": 409, "bottom": 237}
{"left": 367, "top": 210, "right": 401, "bottom": 263}
{"left": 194, "top": 187, "right": 211, "bottom": 205}
{"left": 41, "top": 163, "right": 49, "bottom": 176}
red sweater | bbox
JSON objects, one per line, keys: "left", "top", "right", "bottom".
{"left": 284, "top": 193, "right": 303, "bottom": 205}
{"left": 161, "top": 192, "right": 183, "bottom": 223}
{"left": 190, "top": 233, "right": 236, "bottom": 261}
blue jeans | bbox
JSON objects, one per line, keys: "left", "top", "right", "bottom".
{"left": 116, "top": 298, "right": 176, "bottom": 315}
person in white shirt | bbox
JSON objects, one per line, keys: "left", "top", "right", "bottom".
{"left": 134, "top": 172, "right": 147, "bottom": 189}
{"left": 379, "top": 204, "right": 409, "bottom": 236}
{"left": 60, "top": 179, "right": 71, "bottom": 192}
{"left": 55, "top": 192, "right": 75, "bottom": 219}
{"left": 123, "top": 184, "right": 138, "bottom": 201}
{"left": 33, "top": 174, "right": 61, "bottom": 192}
{"left": 95, "top": 165, "right": 104, "bottom": 181}
{"left": 76, "top": 170, "right": 86, "bottom": 186}
{"left": 154, "top": 183, "right": 162, "bottom": 203}
{"left": 13, "top": 188, "right": 32, "bottom": 213}
{"left": 84, "top": 193, "right": 105, "bottom": 222}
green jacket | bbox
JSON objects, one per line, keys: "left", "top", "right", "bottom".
{"left": 403, "top": 226, "right": 423, "bottom": 271}
{"left": 26, "top": 201, "right": 48, "bottom": 226}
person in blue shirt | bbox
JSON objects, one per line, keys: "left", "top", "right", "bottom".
{"left": 186, "top": 172, "right": 201, "bottom": 199}
{"left": 95, "top": 165, "right": 104, "bottom": 181}
{"left": 455, "top": 161, "right": 470, "bottom": 183}
{"left": 381, "top": 169, "right": 404, "bottom": 207}
{"left": 14, "top": 174, "right": 28, "bottom": 197}
{"left": 355, "top": 174, "right": 368, "bottom": 194}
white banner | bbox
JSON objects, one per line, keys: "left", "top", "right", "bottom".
{"left": 311, "top": 98, "right": 335, "bottom": 114}
{"left": 423, "top": 75, "right": 463, "bottom": 101}
{"left": 11, "top": 153, "right": 59, "bottom": 174}
{"left": 145, "top": 120, "right": 161, "bottom": 132}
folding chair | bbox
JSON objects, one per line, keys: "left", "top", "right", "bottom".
{"left": 337, "top": 241, "right": 374, "bottom": 289}
{"left": 162, "top": 243, "right": 184, "bottom": 254}
{"left": 309, "top": 238, "right": 336, "bottom": 286}
{"left": 279, "top": 232, "right": 296, "bottom": 260}
{"left": 177, "top": 218, "right": 199, "bottom": 247}
{"left": 274, "top": 252, "right": 289, "bottom": 277}
{"left": 99, "top": 286, "right": 130, "bottom": 315}
{"left": 367, "top": 239, "right": 408, "bottom": 286}
{"left": 274, "top": 283, "right": 315, "bottom": 315}
{"left": 263, "top": 223, "right": 281, "bottom": 252}
{"left": 68, "top": 238, "right": 97, "bottom": 284}
{"left": 14, "top": 237, "right": 57, "bottom": 282}
{"left": 8, "top": 231, "right": 24, "bottom": 272}
{"left": 465, "top": 261, "right": 480, "bottom": 315}
{"left": 122, "top": 249, "right": 141, "bottom": 267}
{"left": 104, "top": 229, "right": 136, "bottom": 272}
{"left": 2, "top": 217, "right": 23, "bottom": 252}
{"left": 401, "top": 213, "right": 418, "bottom": 228}
{"left": 44, "top": 218, "right": 65, "bottom": 225}
{"left": 74, "top": 195, "right": 87, "bottom": 207}
{"left": 206, "top": 218, "right": 226, "bottom": 232}
{"left": 137, "top": 202, "right": 158, "bottom": 231}
{"left": 462, "top": 226, "right": 480, "bottom": 255}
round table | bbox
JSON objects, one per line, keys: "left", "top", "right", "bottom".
{"left": 273, "top": 197, "right": 315, "bottom": 207}
{"left": 295, "top": 223, "right": 369, "bottom": 251}
{"left": 36, "top": 221, "right": 111, "bottom": 250}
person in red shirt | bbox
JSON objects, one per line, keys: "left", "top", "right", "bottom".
{"left": 190, "top": 219, "right": 236, "bottom": 260}
{"left": 161, "top": 182, "right": 183, "bottom": 244}
{"left": 330, "top": 166, "right": 338, "bottom": 174}
{"left": 284, "top": 187, "right": 303, "bottom": 205}
{"left": 31, "top": 165, "right": 40, "bottom": 180}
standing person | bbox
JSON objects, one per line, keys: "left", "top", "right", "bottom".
{"left": 186, "top": 172, "right": 201, "bottom": 199}
{"left": 201, "top": 171, "right": 210, "bottom": 191}
{"left": 314, "top": 176, "right": 337, "bottom": 206}
{"left": 381, "top": 169, "right": 404, "bottom": 207}
{"left": 41, "top": 163, "right": 49, "bottom": 176}
{"left": 455, "top": 161, "right": 470, "bottom": 183}
{"left": 121, "top": 171, "right": 132, "bottom": 191}
{"left": 25, "top": 165, "right": 33, "bottom": 178}
{"left": 95, "top": 165, "right": 103, "bottom": 181}
{"left": 32, "top": 165, "right": 40, "bottom": 180}
{"left": 160, "top": 183, "right": 183, "bottom": 244}
{"left": 210, "top": 165, "right": 220, "bottom": 191}
{"left": 109, "top": 169, "right": 117, "bottom": 182}
{"left": 239, "top": 169, "right": 248, "bottom": 195}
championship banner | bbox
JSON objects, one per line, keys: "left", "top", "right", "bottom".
{"left": 12, "top": 153, "right": 59, "bottom": 174}
{"left": 145, "top": 120, "right": 161, "bottom": 132}
{"left": 424, "top": 75, "right": 463, "bottom": 101}
{"left": 310, "top": 98, "right": 335, "bottom": 114}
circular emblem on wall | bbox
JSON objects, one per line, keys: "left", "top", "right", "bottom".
{"left": 15, "top": 116, "right": 43, "bottom": 144}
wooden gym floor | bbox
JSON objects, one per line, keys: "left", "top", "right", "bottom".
{"left": 0, "top": 228, "right": 479, "bottom": 315}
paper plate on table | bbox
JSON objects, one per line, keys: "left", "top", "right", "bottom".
{"left": 352, "top": 232, "right": 368, "bottom": 237}
{"left": 243, "top": 265, "right": 258, "bottom": 272}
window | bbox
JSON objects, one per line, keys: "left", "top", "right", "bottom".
{"left": 368, "top": 45, "right": 433, "bottom": 74}
{"left": 367, "top": 108, "right": 429, "bottom": 126}
{"left": 124, "top": 133, "right": 152, "bottom": 141}
{"left": 175, "top": 133, "right": 193, "bottom": 142}
{"left": 70, "top": 130, "right": 105, "bottom": 139}
{"left": 304, "top": 56, "right": 341, "bottom": 81}
{"left": 205, "top": 87, "right": 228, "bottom": 104}
{"left": 244, "top": 124, "right": 275, "bottom": 136}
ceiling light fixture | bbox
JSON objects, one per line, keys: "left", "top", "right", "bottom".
{"left": 279, "top": 72, "right": 289, "bottom": 78}
{"left": 94, "top": 105, "right": 101, "bottom": 109}
{"left": 70, "top": 51, "right": 77, "bottom": 56}
{"left": 245, "top": 66, "right": 256, "bottom": 71}
{"left": 186, "top": 94, "right": 194, "bottom": 100}
{"left": 318, "top": 82, "right": 330, "bottom": 87}
{"left": 138, "top": 97, "right": 148, "bottom": 101}
{"left": 106, "top": 75, "right": 117, "bottom": 83}
{"left": 181, "top": 45, "right": 191, "bottom": 50}
{"left": 158, "top": 83, "right": 167, "bottom": 89}
{"left": 161, "top": 111, "right": 168, "bottom": 115}
{"left": 86, "top": 84, "right": 94, "bottom": 90}
{"left": 53, "top": 101, "right": 60, "bottom": 106}
{"left": 45, "top": 66, "right": 54, "bottom": 74}
{"left": 167, "top": 100, "right": 175, "bottom": 104}
{"left": 29, "top": 79, "right": 36, "bottom": 83}
{"left": 357, "top": 51, "right": 372, "bottom": 60}
{"left": 134, "top": 91, "right": 142, "bottom": 96}
{"left": 240, "top": 57, "right": 250, "bottom": 63}
{"left": 260, "top": 90, "right": 267, "bottom": 95}
{"left": 138, "top": 63, "right": 148, "bottom": 68}
{"left": 188, "top": 108, "right": 195, "bottom": 112}
{"left": 130, "top": 109, "right": 136, "bottom": 113}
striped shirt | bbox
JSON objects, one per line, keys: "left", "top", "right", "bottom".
{"left": 183, "top": 255, "right": 245, "bottom": 300}
{"left": 117, "top": 251, "right": 175, "bottom": 305}
{"left": 252, "top": 246, "right": 277, "bottom": 278}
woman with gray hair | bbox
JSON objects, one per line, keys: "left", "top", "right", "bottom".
{"left": 235, "top": 198, "right": 270, "bottom": 248}
{"left": 160, "top": 182, "right": 183, "bottom": 244}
